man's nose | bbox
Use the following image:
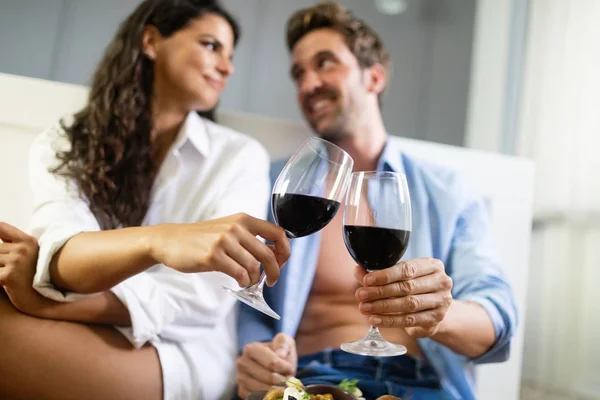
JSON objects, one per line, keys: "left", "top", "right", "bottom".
{"left": 299, "top": 70, "right": 322, "bottom": 95}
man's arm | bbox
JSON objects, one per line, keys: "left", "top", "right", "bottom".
{"left": 431, "top": 300, "right": 495, "bottom": 358}
{"left": 355, "top": 259, "right": 497, "bottom": 359}
{"left": 356, "top": 197, "right": 517, "bottom": 362}
{"left": 441, "top": 196, "right": 517, "bottom": 362}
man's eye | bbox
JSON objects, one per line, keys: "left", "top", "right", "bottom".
{"left": 292, "top": 71, "right": 303, "bottom": 82}
{"left": 201, "top": 41, "right": 217, "bottom": 51}
{"left": 318, "top": 59, "right": 335, "bottom": 70}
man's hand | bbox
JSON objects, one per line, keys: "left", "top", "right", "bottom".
{"left": 355, "top": 257, "right": 453, "bottom": 337}
{"left": 0, "top": 222, "right": 50, "bottom": 316}
{"left": 236, "top": 333, "right": 298, "bottom": 399}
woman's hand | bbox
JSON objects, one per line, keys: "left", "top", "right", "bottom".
{"left": 149, "top": 213, "right": 290, "bottom": 287}
{"left": 0, "top": 222, "right": 51, "bottom": 316}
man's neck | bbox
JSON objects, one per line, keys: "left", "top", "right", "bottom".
{"left": 333, "top": 111, "right": 388, "bottom": 172}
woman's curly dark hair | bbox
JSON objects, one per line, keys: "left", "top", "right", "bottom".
{"left": 52, "top": 0, "right": 239, "bottom": 229}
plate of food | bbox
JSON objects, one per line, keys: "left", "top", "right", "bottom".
{"left": 246, "top": 378, "right": 401, "bottom": 400}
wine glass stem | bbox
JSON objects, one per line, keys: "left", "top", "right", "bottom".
{"left": 252, "top": 273, "right": 267, "bottom": 291}
{"left": 365, "top": 325, "right": 385, "bottom": 341}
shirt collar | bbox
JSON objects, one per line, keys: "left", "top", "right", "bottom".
{"left": 172, "top": 112, "right": 210, "bottom": 157}
{"left": 376, "top": 137, "right": 405, "bottom": 174}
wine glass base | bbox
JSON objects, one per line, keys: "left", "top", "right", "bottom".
{"left": 341, "top": 338, "right": 407, "bottom": 357}
{"left": 223, "top": 286, "right": 281, "bottom": 320}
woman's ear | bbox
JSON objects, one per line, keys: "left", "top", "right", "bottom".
{"left": 141, "top": 25, "right": 162, "bottom": 61}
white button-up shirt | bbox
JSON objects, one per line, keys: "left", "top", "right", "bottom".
{"left": 28, "top": 111, "right": 271, "bottom": 400}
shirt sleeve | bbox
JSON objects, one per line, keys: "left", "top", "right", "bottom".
{"left": 29, "top": 123, "right": 102, "bottom": 302}
{"left": 110, "top": 138, "right": 272, "bottom": 348}
{"left": 448, "top": 194, "right": 518, "bottom": 364}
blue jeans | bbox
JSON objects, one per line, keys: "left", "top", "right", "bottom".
{"left": 296, "top": 348, "right": 454, "bottom": 399}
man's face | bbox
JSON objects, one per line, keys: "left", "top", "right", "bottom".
{"left": 290, "top": 29, "right": 369, "bottom": 140}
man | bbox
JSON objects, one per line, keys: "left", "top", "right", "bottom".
{"left": 235, "top": 2, "right": 517, "bottom": 400}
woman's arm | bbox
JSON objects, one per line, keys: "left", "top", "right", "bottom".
{"left": 106, "top": 137, "right": 278, "bottom": 347}
{"left": 49, "top": 216, "right": 288, "bottom": 294}
{"left": 29, "top": 127, "right": 287, "bottom": 299}
{"left": 41, "top": 292, "right": 132, "bottom": 326}
{"left": 0, "top": 222, "right": 130, "bottom": 326}
{"left": 48, "top": 227, "right": 155, "bottom": 294}
{"left": 28, "top": 126, "right": 286, "bottom": 348}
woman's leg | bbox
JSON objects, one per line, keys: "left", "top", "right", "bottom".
{"left": 0, "top": 290, "right": 163, "bottom": 400}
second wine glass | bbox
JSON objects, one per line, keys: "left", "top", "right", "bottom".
{"left": 224, "top": 137, "right": 354, "bottom": 319}
{"left": 341, "top": 171, "right": 412, "bottom": 356}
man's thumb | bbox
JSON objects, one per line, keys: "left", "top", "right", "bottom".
{"left": 271, "top": 333, "right": 293, "bottom": 358}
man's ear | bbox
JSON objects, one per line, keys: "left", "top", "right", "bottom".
{"left": 141, "top": 25, "right": 163, "bottom": 61}
{"left": 364, "top": 63, "right": 387, "bottom": 96}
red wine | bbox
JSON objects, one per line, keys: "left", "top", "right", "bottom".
{"left": 272, "top": 193, "right": 341, "bottom": 238}
{"left": 343, "top": 225, "right": 410, "bottom": 271}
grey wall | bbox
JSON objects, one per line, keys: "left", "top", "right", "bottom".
{"left": 0, "top": 0, "right": 476, "bottom": 147}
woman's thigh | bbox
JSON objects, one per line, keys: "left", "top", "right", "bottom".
{"left": 0, "top": 290, "right": 162, "bottom": 400}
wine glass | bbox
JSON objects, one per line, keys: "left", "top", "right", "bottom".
{"left": 341, "top": 171, "right": 411, "bottom": 356}
{"left": 224, "top": 137, "right": 354, "bottom": 319}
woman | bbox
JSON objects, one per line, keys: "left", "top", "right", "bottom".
{"left": 0, "top": 1, "right": 289, "bottom": 399}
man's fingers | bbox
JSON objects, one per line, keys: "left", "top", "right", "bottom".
{"left": 355, "top": 273, "right": 452, "bottom": 302}
{"left": 237, "top": 385, "right": 251, "bottom": 400}
{"left": 236, "top": 370, "right": 270, "bottom": 400}
{"left": 236, "top": 372, "right": 270, "bottom": 400}
{"left": 0, "top": 222, "right": 32, "bottom": 243}
{"left": 243, "top": 343, "right": 295, "bottom": 376}
{"left": 236, "top": 356, "right": 286, "bottom": 388}
{"left": 363, "top": 258, "right": 444, "bottom": 286}
{"left": 359, "top": 292, "right": 451, "bottom": 315}
{"left": 270, "top": 333, "right": 295, "bottom": 358}
{"left": 353, "top": 265, "right": 367, "bottom": 284}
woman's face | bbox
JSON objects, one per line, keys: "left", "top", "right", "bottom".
{"left": 146, "top": 13, "right": 235, "bottom": 112}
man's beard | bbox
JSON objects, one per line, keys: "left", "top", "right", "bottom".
{"left": 310, "top": 111, "right": 351, "bottom": 143}
{"left": 303, "top": 86, "right": 349, "bottom": 141}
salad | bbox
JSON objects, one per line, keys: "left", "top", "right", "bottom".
{"left": 261, "top": 377, "right": 401, "bottom": 400}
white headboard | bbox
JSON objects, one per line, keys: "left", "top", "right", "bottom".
{"left": 0, "top": 72, "right": 534, "bottom": 400}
